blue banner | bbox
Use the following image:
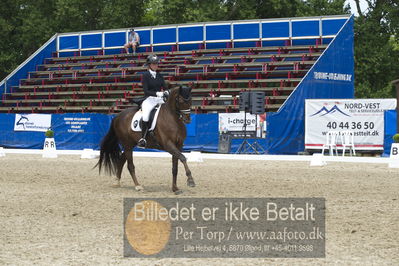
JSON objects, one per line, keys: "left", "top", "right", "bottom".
{"left": 52, "top": 114, "right": 114, "bottom": 150}
{"left": 384, "top": 110, "right": 397, "bottom": 156}
{"left": 0, "top": 113, "right": 113, "bottom": 150}
{"left": 0, "top": 113, "right": 221, "bottom": 152}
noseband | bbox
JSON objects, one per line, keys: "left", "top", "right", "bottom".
{"left": 175, "top": 94, "right": 191, "bottom": 120}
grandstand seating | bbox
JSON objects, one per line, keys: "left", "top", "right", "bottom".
{"left": 0, "top": 44, "right": 326, "bottom": 114}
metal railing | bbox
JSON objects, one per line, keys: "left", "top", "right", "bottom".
{"left": 56, "top": 15, "right": 349, "bottom": 53}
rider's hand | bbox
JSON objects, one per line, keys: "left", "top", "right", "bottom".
{"left": 156, "top": 91, "right": 164, "bottom": 97}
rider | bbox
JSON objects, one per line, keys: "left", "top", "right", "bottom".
{"left": 137, "top": 54, "right": 169, "bottom": 148}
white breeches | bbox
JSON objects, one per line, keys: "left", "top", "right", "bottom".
{"left": 142, "top": 96, "right": 164, "bottom": 121}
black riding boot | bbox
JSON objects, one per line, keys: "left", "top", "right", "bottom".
{"left": 137, "top": 121, "right": 149, "bottom": 148}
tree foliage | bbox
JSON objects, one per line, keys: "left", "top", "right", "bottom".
{"left": 353, "top": 0, "right": 399, "bottom": 98}
{"left": 0, "top": 0, "right": 398, "bottom": 98}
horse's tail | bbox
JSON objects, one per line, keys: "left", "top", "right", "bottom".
{"left": 95, "top": 118, "right": 121, "bottom": 175}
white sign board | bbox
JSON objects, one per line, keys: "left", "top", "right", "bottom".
{"left": 219, "top": 113, "right": 258, "bottom": 133}
{"left": 305, "top": 99, "right": 396, "bottom": 150}
{"left": 389, "top": 143, "right": 399, "bottom": 168}
{"left": 14, "top": 114, "right": 52, "bottom": 132}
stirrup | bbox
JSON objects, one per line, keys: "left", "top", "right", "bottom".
{"left": 137, "top": 138, "right": 147, "bottom": 148}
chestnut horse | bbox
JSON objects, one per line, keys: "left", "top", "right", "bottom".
{"left": 96, "top": 86, "right": 195, "bottom": 194}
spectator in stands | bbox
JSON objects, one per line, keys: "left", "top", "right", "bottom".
{"left": 138, "top": 54, "right": 169, "bottom": 148}
{"left": 124, "top": 28, "right": 140, "bottom": 55}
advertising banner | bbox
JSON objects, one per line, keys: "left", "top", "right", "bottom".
{"left": 305, "top": 99, "right": 396, "bottom": 150}
{"left": 14, "top": 114, "right": 52, "bottom": 132}
{"left": 1, "top": 113, "right": 216, "bottom": 151}
{"left": 219, "top": 113, "right": 265, "bottom": 138}
{"left": 52, "top": 113, "right": 114, "bottom": 150}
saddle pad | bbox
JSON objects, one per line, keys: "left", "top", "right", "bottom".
{"left": 131, "top": 105, "right": 162, "bottom": 132}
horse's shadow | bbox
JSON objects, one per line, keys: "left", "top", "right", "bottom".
{"left": 117, "top": 184, "right": 196, "bottom": 194}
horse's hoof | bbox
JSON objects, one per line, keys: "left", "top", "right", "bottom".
{"left": 187, "top": 179, "right": 196, "bottom": 187}
{"left": 135, "top": 185, "right": 144, "bottom": 191}
{"left": 174, "top": 189, "right": 183, "bottom": 195}
{"left": 111, "top": 180, "right": 121, "bottom": 188}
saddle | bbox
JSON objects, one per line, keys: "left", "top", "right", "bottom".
{"left": 131, "top": 104, "right": 162, "bottom": 132}
{"left": 131, "top": 97, "right": 146, "bottom": 106}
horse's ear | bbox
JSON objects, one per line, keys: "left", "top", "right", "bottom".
{"left": 184, "top": 86, "right": 192, "bottom": 94}
{"left": 181, "top": 85, "right": 191, "bottom": 91}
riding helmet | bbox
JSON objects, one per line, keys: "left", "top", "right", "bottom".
{"left": 146, "top": 54, "right": 160, "bottom": 65}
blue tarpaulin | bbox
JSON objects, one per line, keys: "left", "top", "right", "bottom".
{"left": 184, "top": 114, "right": 219, "bottom": 152}
{"left": 384, "top": 110, "right": 397, "bottom": 156}
{"left": 266, "top": 16, "right": 354, "bottom": 154}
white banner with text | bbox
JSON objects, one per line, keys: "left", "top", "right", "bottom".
{"left": 14, "top": 114, "right": 52, "bottom": 132}
{"left": 305, "top": 99, "right": 396, "bottom": 150}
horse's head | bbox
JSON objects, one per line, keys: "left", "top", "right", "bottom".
{"left": 167, "top": 85, "right": 192, "bottom": 124}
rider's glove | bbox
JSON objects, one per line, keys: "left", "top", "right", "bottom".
{"left": 156, "top": 91, "right": 164, "bottom": 97}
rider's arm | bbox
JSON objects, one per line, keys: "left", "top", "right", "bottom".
{"left": 159, "top": 73, "right": 167, "bottom": 90}
{"left": 157, "top": 74, "right": 167, "bottom": 97}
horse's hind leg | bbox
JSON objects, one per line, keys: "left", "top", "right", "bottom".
{"left": 112, "top": 152, "right": 126, "bottom": 187}
{"left": 124, "top": 147, "right": 143, "bottom": 191}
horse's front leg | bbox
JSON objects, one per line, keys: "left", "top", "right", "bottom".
{"left": 172, "top": 155, "right": 181, "bottom": 194}
{"left": 166, "top": 143, "right": 196, "bottom": 193}
{"left": 181, "top": 156, "right": 195, "bottom": 187}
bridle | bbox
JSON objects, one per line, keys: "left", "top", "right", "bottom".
{"left": 173, "top": 91, "right": 191, "bottom": 121}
